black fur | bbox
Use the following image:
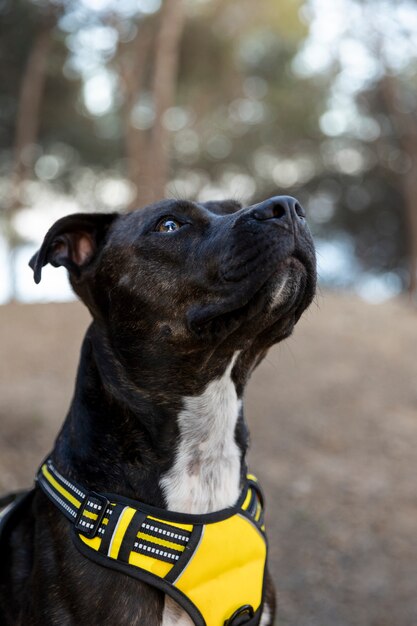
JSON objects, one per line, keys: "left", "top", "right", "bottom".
{"left": 0, "top": 196, "right": 316, "bottom": 625}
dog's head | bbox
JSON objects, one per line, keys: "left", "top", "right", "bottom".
{"left": 31, "top": 197, "right": 316, "bottom": 392}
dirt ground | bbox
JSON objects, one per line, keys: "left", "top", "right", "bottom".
{"left": 1, "top": 292, "right": 416, "bottom": 626}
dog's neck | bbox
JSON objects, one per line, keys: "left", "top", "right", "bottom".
{"left": 53, "top": 323, "right": 249, "bottom": 515}
{"left": 160, "top": 352, "right": 243, "bottom": 513}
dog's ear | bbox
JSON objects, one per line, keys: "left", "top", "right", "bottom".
{"left": 29, "top": 212, "right": 119, "bottom": 284}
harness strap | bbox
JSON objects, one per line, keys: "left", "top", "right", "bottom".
{"left": 36, "top": 459, "right": 267, "bottom": 626}
{"left": 0, "top": 490, "right": 35, "bottom": 554}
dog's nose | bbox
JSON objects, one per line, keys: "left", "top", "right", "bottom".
{"left": 250, "top": 195, "right": 305, "bottom": 228}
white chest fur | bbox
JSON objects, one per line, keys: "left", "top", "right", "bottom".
{"left": 160, "top": 353, "right": 241, "bottom": 514}
{"left": 160, "top": 354, "right": 241, "bottom": 625}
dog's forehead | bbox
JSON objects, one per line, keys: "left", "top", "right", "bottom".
{"left": 135, "top": 199, "right": 202, "bottom": 220}
{"left": 109, "top": 199, "right": 242, "bottom": 242}
{"left": 112, "top": 200, "right": 204, "bottom": 235}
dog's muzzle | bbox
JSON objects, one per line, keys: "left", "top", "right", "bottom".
{"left": 187, "top": 195, "right": 315, "bottom": 337}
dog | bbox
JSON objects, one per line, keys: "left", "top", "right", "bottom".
{"left": 0, "top": 195, "right": 316, "bottom": 625}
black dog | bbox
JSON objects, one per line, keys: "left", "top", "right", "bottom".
{"left": 0, "top": 196, "right": 315, "bottom": 625}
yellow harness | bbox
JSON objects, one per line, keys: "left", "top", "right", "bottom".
{"left": 37, "top": 459, "right": 268, "bottom": 626}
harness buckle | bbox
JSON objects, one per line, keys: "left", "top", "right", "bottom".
{"left": 224, "top": 605, "right": 255, "bottom": 625}
{"left": 74, "top": 492, "right": 109, "bottom": 539}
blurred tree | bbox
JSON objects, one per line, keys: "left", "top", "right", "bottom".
{"left": 10, "top": 12, "right": 54, "bottom": 195}
{"left": 116, "top": 0, "right": 185, "bottom": 207}
{"left": 0, "top": 0, "right": 327, "bottom": 300}
{"left": 379, "top": 72, "right": 417, "bottom": 298}
{"left": 1, "top": 1, "right": 61, "bottom": 298}
{"left": 4, "top": 0, "right": 417, "bottom": 302}
{"left": 354, "top": 1, "right": 417, "bottom": 298}
{"left": 145, "top": 0, "right": 185, "bottom": 203}
{"left": 295, "top": 0, "right": 417, "bottom": 297}
{"left": 118, "top": 20, "right": 154, "bottom": 208}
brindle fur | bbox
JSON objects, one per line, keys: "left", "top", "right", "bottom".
{"left": 0, "top": 197, "right": 316, "bottom": 625}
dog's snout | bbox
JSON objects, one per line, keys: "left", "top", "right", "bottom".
{"left": 250, "top": 195, "right": 305, "bottom": 227}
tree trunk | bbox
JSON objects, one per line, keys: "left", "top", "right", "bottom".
{"left": 120, "top": 24, "right": 154, "bottom": 210}
{"left": 401, "top": 147, "right": 417, "bottom": 300}
{"left": 142, "top": 0, "right": 186, "bottom": 205}
{"left": 5, "top": 21, "right": 53, "bottom": 302}
{"left": 9, "top": 24, "right": 53, "bottom": 210}
{"left": 380, "top": 73, "right": 417, "bottom": 301}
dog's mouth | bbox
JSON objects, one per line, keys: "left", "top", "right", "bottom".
{"left": 187, "top": 253, "right": 313, "bottom": 339}
{"left": 187, "top": 283, "right": 269, "bottom": 338}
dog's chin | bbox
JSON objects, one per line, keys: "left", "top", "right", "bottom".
{"left": 268, "top": 257, "right": 307, "bottom": 313}
{"left": 187, "top": 256, "right": 312, "bottom": 341}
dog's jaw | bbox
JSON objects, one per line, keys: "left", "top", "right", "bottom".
{"left": 269, "top": 269, "right": 291, "bottom": 310}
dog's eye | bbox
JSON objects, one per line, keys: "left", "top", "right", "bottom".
{"left": 155, "top": 218, "right": 182, "bottom": 233}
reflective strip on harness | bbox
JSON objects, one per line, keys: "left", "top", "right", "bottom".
{"left": 36, "top": 459, "right": 267, "bottom": 626}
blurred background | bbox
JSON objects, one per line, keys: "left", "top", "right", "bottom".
{"left": 1, "top": 0, "right": 417, "bottom": 624}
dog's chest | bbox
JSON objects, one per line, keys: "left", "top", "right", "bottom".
{"left": 160, "top": 355, "right": 241, "bottom": 514}
{"left": 160, "top": 356, "right": 241, "bottom": 625}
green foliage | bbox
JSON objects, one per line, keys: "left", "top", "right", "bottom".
{"left": 1, "top": 0, "right": 415, "bottom": 290}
